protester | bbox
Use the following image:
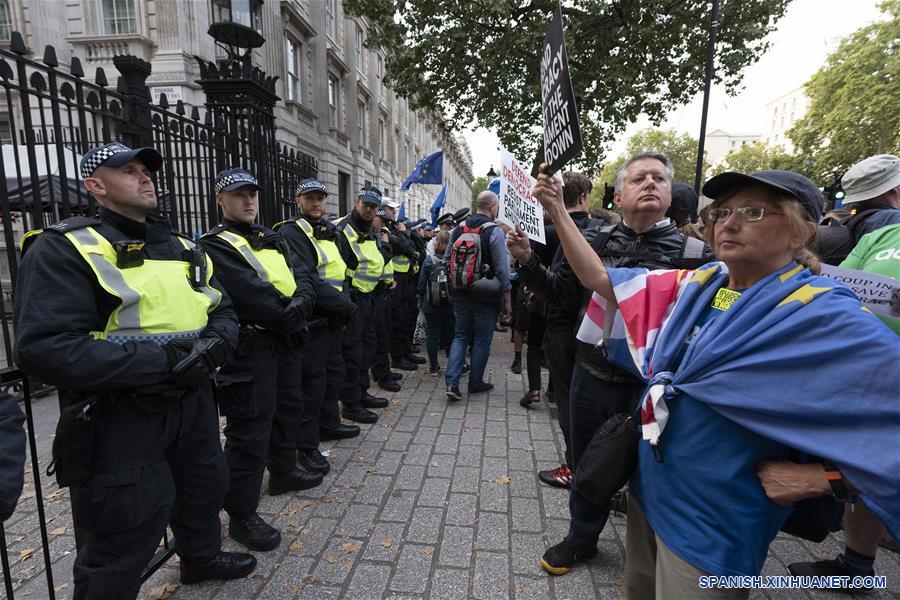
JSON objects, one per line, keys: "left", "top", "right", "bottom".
{"left": 532, "top": 164, "right": 899, "bottom": 597}
{"left": 0, "top": 392, "right": 25, "bottom": 523}
{"left": 13, "top": 142, "right": 255, "bottom": 597}
{"left": 666, "top": 182, "right": 700, "bottom": 227}
{"left": 200, "top": 168, "right": 322, "bottom": 552}
{"left": 444, "top": 190, "right": 512, "bottom": 401}
{"left": 517, "top": 286, "right": 546, "bottom": 407}
{"left": 418, "top": 230, "right": 454, "bottom": 375}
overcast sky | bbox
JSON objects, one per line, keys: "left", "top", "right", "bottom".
{"left": 462, "top": 0, "right": 886, "bottom": 178}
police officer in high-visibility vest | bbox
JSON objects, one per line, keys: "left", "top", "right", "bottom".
{"left": 200, "top": 169, "right": 322, "bottom": 552}
{"left": 275, "top": 178, "right": 359, "bottom": 474}
{"left": 13, "top": 143, "right": 256, "bottom": 599}
{"left": 335, "top": 186, "right": 390, "bottom": 424}
{"left": 370, "top": 207, "right": 402, "bottom": 392}
{"left": 382, "top": 201, "right": 424, "bottom": 370}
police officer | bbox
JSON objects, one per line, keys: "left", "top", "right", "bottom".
{"left": 370, "top": 207, "right": 403, "bottom": 392}
{"left": 13, "top": 142, "right": 255, "bottom": 599}
{"left": 335, "top": 186, "right": 390, "bottom": 424}
{"left": 381, "top": 202, "right": 424, "bottom": 370}
{"left": 275, "top": 178, "right": 360, "bottom": 474}
{"left": 200, "top": 168, "right": 322, "bottom": 552}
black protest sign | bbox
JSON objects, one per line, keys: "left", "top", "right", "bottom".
{"left": 540, "top": 4, "right": 582, "bottom": 173}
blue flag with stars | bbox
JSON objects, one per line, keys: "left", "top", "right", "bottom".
{"left": 401, "top": 151, "right": 443, "bottom": 191}
{"left": 430, "top": 184, "right": 447, "bottom": 227}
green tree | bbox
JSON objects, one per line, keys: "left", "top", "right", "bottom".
{"left": 788, "top": 0, "right": 900, "bottom": 178}
{"left": 710, "top": 141, "right": 807, "bottom": 177}
{"left": 346, "top": 0, "right": 791, "bottom": 172}
{"left": 596, "top": 128, "right": 706, "bottom": 187}
{"left": 471, "top": 175, "right": 489, "bottom": 209}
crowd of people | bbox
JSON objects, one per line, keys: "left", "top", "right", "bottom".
{"left": 1, "top": 139, "right": 898, "bottom": 599}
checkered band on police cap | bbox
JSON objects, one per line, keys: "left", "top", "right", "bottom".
{"left": 296, "top": 178, "right": 328, "bottom": 196}
{"left": 214, "top": 169, "right": 259, "bottom": 194}
{"left": 80, "top": 143, "right": 132, "bottom": 179}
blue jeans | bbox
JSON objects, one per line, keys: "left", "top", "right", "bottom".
{"left": 445, "top": 299, "right": 500, "bottom": 390}
{"left": 565, "top": 361, "right": 645, "bottom": 551}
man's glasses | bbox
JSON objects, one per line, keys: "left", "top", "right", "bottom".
{"left": 708, "top": 207, "right": 782, "bottom": 223}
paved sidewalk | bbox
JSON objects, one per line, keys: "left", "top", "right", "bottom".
{"left": 3, "top": 337, "right": 898, "bottom": 600}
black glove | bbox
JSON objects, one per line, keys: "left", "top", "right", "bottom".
{"left": 166, "top": 336, "right": 229, "bottom": 388}
{"left": 274, "top": 303, "right": 304, "bottom": 332}
{"left": 291, "top": 295, "right": 315, "bottom": 320}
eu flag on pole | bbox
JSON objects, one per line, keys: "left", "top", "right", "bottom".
{"left": 430, "top": 184, "right": 447, "bottom": 227}
{"left": 401, "top": 150, "right": 443, "bottom": 191}
{"left": 398, "top": 202, "right": 406, "bottom": 220}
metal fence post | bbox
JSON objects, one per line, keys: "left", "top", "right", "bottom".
{"left": 112, "top": 55, "right": 153, "bottom": 149}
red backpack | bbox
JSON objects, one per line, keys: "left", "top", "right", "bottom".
{"left": 448, "top": 222, "right": 497, "bottom": 290}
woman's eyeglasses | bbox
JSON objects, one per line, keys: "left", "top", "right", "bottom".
{"left": 708, "top": 207, "right": 783, "bottom": 223}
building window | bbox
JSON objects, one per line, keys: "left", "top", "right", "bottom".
{"left": 0, "top": 117, "right": 11, "bottom": 144}
{"left": 328, "top": 75, "right": 339, "bottom": 129}
{"left": 325, "top": 0, "right": 336, "bottom": 40}
{"left": 356, "top": 26, "right": 366, "bottom": 76}
{"left": 376, "top": 54, "right": 383, "bottom": 94}
{"left": 285, "top": 37, "right": 300, "bottom": 102}
{"left": 0, "top": 0, "right": 11, "bottom": 41}
{"left": 378, "top": 119, "right": 385, "bottom": 158}
{"left": 357, "top": 99, "right": 368, "bottom": 147}
{"left": 101, "top": 0, "right": 136, "bottom": 35}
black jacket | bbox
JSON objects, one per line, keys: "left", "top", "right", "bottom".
{"left": 200, "top": 219, "right": 317, "bottom": 333}
{"left": 275, "top": 216, "right": 356, "bottom": 320}
{"left": 0, "top": 392, "right": 25, "bottom": 521}
{"left": 13, "top": 209, "right": 239, "bottom": 392}
{"left": 519, "top": 219, "right": 714, "bottom": 382}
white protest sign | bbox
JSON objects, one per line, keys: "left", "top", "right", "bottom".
{"left": 820, "top": 264, "right": 900, "bottom": 323}
{"left": 497, "top": 146, "right": 545, "bottom": 245}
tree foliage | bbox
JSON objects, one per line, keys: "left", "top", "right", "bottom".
{"left": 710, "top": 141, "right": 806, "bottom": 177}
{"left": 347, "top": 0, "right": 790, "bottom": 173}
{"left": 596, "top": 128, "right": 706, "bottom": 187}
{"left": 789, "top": 0, "right": 900, "bottom": 178}
{"left": 471, "top": 175, "right": 489, "bottom": 208}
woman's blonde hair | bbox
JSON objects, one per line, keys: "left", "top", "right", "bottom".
{"left": 434, "top": 230, "right": 451, "bottom": 255}
{"left": 704, "top": 186, "right": 821, "bottom": 275}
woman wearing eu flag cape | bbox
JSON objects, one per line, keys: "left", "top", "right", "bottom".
{"left": 522, "top": 164, "right": 899, "bottom": 598}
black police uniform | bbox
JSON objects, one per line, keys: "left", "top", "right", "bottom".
{"left": 275, "top": 215, "right": 357, "bottom": 451}
{"left": 386, "top": 226, "right": 420, "bottom": 365}
{"left": 200, "top": 220, "right": 318, "bottom": 511}
{"left": 14, "top": 209, "right": 240, "bottom": 600}
{"left": 370, "top": 224, "right": 395, "bottom": 382}
{"left": 0, "top": 392, "right": 25, "bottom": 522}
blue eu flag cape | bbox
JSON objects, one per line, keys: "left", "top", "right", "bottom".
{"left": 429, "top": 184, "right": 447, "bottom": 227}
{"left": 600, "top": 261, "right": 900, "bottom": 540}
{"left": 401, "top": 151, "right": 443, "bottom": 191}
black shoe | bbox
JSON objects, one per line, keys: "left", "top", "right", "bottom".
{"left": 298, "top": 448, "right": 331, "bottom": 475}
{"left": 363, "top": 393, "right": 389, "bottom": 408}
{"left": 410, "top": 345, "right": 421, "bottom": 353}
{"left": 228, "top": 513, "right": 281, "bottom": 552}
{"left": 180, "top": 551, "right": 257, "bottom": 584}
{"left": 461, "top": 363, "right": 471, "bottom": 374}
{"left": 268, "top": 467, "right": 324, "bottom": 496}
{"left": 378, "top": 378, "right": 401, "bottom": 392}
{"left": 405, "top": 353, "right": 426, "bottom": 365}
{"left": 538, "top": 465, "right": 573, "bottom": 489}
{"left": 468, "top": 382, "right": 494, "bottom": 395}
{"left": 392, "top": 357, "right": 419, "bottom": 371}
{"left": 539, "top": 541, "right": 598, "bottom": 576}
{"left": 494, "top": 323, "right": 508, "bottom": 333}
{"left": 609, "top": 490, "right": 628, "bottom": 516}
{"left": 319, "top": 424, "right": 360, "bottom": 440}
{"left": 509, "top": 359, "right": 522, "bottom": 374}
{"left": 446, "top": 386, "right": 462, "bottom": 402}
{"left": 788, "top": 555, "right": 875, "bottom": 591}
{"left": 429, "top": 365, "right": 441, "bottom": 376}
{"left": 387, "top": 372, "right": 403, "bottom": 381}
{"left": 342, "top": 406, "right": 378, "bottom": 424}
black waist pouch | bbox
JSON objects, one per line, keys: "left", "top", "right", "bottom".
{"left": 48, "top": 397, "right": 101, "bottom": 487}
{"left": 574, "top": 411, "right": 640, "bottom": 506}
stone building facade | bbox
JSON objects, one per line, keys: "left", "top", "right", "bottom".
{"left": 0, "top": 0, "right": 472, "bottom": 217}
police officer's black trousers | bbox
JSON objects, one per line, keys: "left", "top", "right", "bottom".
{"left": 318, "top": 327, "right": 347, "bottom": 432}
{"left": 341, "top": 292, "right": 375, "bottom": 409}
{"left": 371, "top": 289, "right": 393, "bottom": 381}
{"left": 390, "top": 274, "right": 416, "bottom": 359}
{"left": 268, "top": 341, "right": 304, "bottom": 474}
{"left": 297, "top": 324, "right": 341, "bottom": 449}
{"left": 72, "top": 389, "right": 228, "bottom": 600}
{"left": 544, "top": 329, "right": 577, "bottom": 465}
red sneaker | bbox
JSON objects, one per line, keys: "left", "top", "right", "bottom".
{"left": 538, "top": 464, "right": 573, "bottom": 489}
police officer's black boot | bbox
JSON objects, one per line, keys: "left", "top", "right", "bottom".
{"left": 299, "top": 447, "right": 331, "bottom": 474}
{"left": 404, "top": 353, "right": 426, "bottom": 365}
{"left": 229, "top": 512, "right": 282, "bottom": 551}
{"left": 268, "top": 467, "right": 324, "bottom": 495}
{"left": 362, "top": 392, "right": 389, "bottom": 408}
{"left": 180, "top": 551, "right": 257, "bottom": 584}
{"left": 342, "top": 405, "right": 378, "bottom": 424}
{"left": 320, "top": 424, "right": 361, "bottom": 440}
{"left": 378, "top": 377, "right": 401, "bottom": 392}
{"left": 392, "top": 356, "right": 419, "bottom": 371}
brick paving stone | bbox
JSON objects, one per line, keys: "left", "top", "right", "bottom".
{"left": 412, "top": 426, "right": 439, "bottom": 446}
{"left": 344, "top": 563, "right": 393, "bottom": 599}
{"left": 472, "top": 552, "right": 511, "bottom": 600}
{"left": 379, "top": 489, "right": 418, "bottom": 522}
{"left": 394, "top": 464, "right": 426, "bottom": 490}
{"left": 511, "top": 497, "right": 543, "bottom": 533}
{"left": 508, "top": 470, "right": 540, "bottom": 499}
{"left": 389, "top": 544, "right": 434, "bottom": 594}
{"left": 438, "top": 525, "right": 475, "bottom": 568}
{"left": 484, "top": 436, "right": 508, "bottom": 458}
{"left": 384, "top": 431, "right": 413, "bottom": 451}
{"left": 256, "top": 555, "right": 315, "bottom": 598}
{"left": 455, "top": 444, "right": 483, "bottom": 467}
{"left": 479, "top": 479, "right": 509, "bottom": 513}
{"left": 418, "top": 477, "right": 451, "bottom": 507}
{"left": 406, "top": 506, "right": 444, "bottom": 544}
{"left": 481, "top": 456, "right": 510, "bottom": 482}
{"left": 335, "top": 504, "right": 377, "bottom": 537}
{"left": 440, "top": 418, "right": 464, "bottom": 435}
{"left": 403, "top": 443, "right": 434, "bottom": 466}
{"left": 451, "top": 465, "right": 481, "bottom": 493}
{"left": 373, "top": 450, "right": 405, "bottom": 475}
{"left": 514, "top": 576, "right": 551, "bottom": 600}
{"left": 354, "top": 474, "right": 393, "bottom": 506}
{"left": 362, "top": 522, "right": 406, "bottom": 562}
{"left": 476, "top": 511, "right": 509, "bottom": 551}
{"left": 445, "top": 493, "right": 478, "bottom": 526}
{"left": 425, "top": 454, "right": 456, "bottom": 479}
{"left": 434, "top": 433, "right": 461, "bottom": 454}
{"left": 430, "top": 568, "right": 470, "bottom": 600}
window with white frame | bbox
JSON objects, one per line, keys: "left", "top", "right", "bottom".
{"left": 357, "top": 99, "right": 368, "bottom": 146}
{"left": 328, "top": 75, "right": 339, "bottom": 129}
{"left": 101, "top": 0, "right": 136, "bottom": 35}
{"left": 285, "top": 36, "right": 300, "bottom": 102}
{"left": 0, "top": 0, "right": 12, "bottom": 41}
{"left": 325, "top": 0, "right": 336, "bottom": 40}
{"left": 378, "top": 119, "right": 385, "bottom": 158}
{"left": 356, "top": 26, "right": 366, "bottom": 76}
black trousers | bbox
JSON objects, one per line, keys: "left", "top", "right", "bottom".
{"left": 318, "top": 326, "right": 347, "bottom": 432}
{"left": 72, "top": 388, "right": 228, "bottom": 600}
{"left": 525, "top": 312, "right": 547, "bottom": 392}
{"left": 341, "top": 292, "right": 376, "bottom": 409}
{"left": 545, "top": 329, "right": 576, "bottom": 465}
{"left": 218, "top": 331, "right": 303, "bottom": 518}
{"left": 297, "top": 324, "right": 342, "bottom": 449}
{"left": 371, "top": 289, "right": 393, "bottom": 381}
{"left": 390, "top": 273, "right": 416, "bottom": 359}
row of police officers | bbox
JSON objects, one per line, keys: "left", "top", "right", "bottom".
{"left": 12, "top": 142, "right": 427, "bottom": 600}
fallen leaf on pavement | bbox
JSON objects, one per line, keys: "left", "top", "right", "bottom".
{"left": 289, "top": 541, "right": 304, "bottom": 554}
{"left": 380, "top": 538, "right": 393, "bottom": 548}
{"left": 496, "top": 474, "right": 510, "bottom": 486}
{"left": 341, "top": 542, "right": 361, "bottom": 554}
{"left": 429, "top": 461, "right": 439, "bottom": 468}
{"left": 148, "top": 583, "right": 180, "bottom": 599}
{"left": 50, "top": 526, "right": 68, "bottom": 535}
{"left": 325, "top": 555, "right": 338, "bottom": 564}
{"left": 19, "top": 548, "right": 34, "bottom": 561}
{"left": 422, "top": 547, "right": 433, "bottom": 556}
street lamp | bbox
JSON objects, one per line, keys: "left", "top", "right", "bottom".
{"left": 487, "top": 166, "right": 497, "bottom": 178}
{"left": 209, "top": 0, "right": 266, "bottom": 61}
